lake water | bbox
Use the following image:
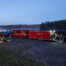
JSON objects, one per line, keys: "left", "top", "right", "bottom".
{"left": 0, "top": 27, "right": 66, "bottom": 33}
{"left": 0, "top": 27, "right": 40, "bottom": 31}
{"left": 5, "top": 28, "right": 40, "bottom": 31}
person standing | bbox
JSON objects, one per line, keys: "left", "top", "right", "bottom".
{"left": 63, "top": 36, "right": 66, "bottom": 44}
{"left": 55, "top": 34, "right": 59, "bottom": 41}
{"left": 60, "top": 34, "right": 63, "bottom": 40}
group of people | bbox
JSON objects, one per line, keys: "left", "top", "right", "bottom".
{"left": 51, "top": 33, "right": 66, "bottom": 44}
{"left": 55, "top": 33, "right": 66, "bottom": 44}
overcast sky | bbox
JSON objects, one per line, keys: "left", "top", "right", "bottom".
{"left": 0, "top": 0, "right": 66, "bottom": 25}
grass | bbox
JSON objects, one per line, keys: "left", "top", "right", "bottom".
{"left": 0, "top": 47, "right": 45, "bottom": 66}
{"left": 0, "top": 47, "right": 18, "bottom": 66}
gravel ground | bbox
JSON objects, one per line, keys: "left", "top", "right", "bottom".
{"left": 0, "top": 38, "right": 66, "bottom": 66}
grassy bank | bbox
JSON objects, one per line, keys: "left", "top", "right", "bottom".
{"left": 0, "top": 47, "right": 45, "bottom": 66}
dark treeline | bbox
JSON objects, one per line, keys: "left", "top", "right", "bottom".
{"left": 40, "top": 20, "right": 66, "bottom": 31}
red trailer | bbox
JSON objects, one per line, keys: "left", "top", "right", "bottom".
{"left": 19, "top": 30, "right": 29, "bottom": 38}
{"left": 11, "top": 30, "right": 20, "bottom": 37}
{"left": 11, "top": 30, "right": 29, "bottom": 38}
{"left": 11, "top": 30, "right": 51, "bottom": 40}
{"left": 29, "top": 31, "right": 50, "bottom": 40}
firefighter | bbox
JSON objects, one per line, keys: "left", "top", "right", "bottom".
{"left": 60, "top": 34, "right": 63, "bottom": 40}
{"left": 55, "top": 34, "right": 59, "bottom": 41}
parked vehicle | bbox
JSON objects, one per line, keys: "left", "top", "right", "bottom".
{"left": 11, "top": 30, "right": 51, "bottom": 40}
{"left": 29, "top": 31, "right": 50, "bottom": 40}
{"left": 0, "top": 30, "right": 11, "bottom": 38}
{"left": 11, "top": 30, "right": 19, "bottom": 37}
{"left": 11, "top": 30, "right": 29, "bottom": 38}
{"left": 19, "top": 30, "right": 29, "bottom": 38}
{"left": 0, "top": 30, "right": 11, "bottom": 42}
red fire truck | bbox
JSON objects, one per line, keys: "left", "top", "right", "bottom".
{"left": 11, "top": 30, "right": 19, "bottom": 37}
{"left": 11, "top": 30, "right": 51, "bottom": 40}
{"left": 19, "top": 30, "right": 29, "bottom": 38}
{"left": 29, "top": 31, "right": 50, "bottom": 40}
{"left": 11, "top": 30, "right": 29, "bottom": 38}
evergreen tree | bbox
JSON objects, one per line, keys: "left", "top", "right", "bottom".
{"left": 40, "top": 22, "right": 44, "bottom": 31}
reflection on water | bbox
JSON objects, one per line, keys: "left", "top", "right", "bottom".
{"left": 0, "top": 27, "right": 40, "bottom": 31}
{"left": 6, "top": 28, "right": 40, "bottom": 31}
